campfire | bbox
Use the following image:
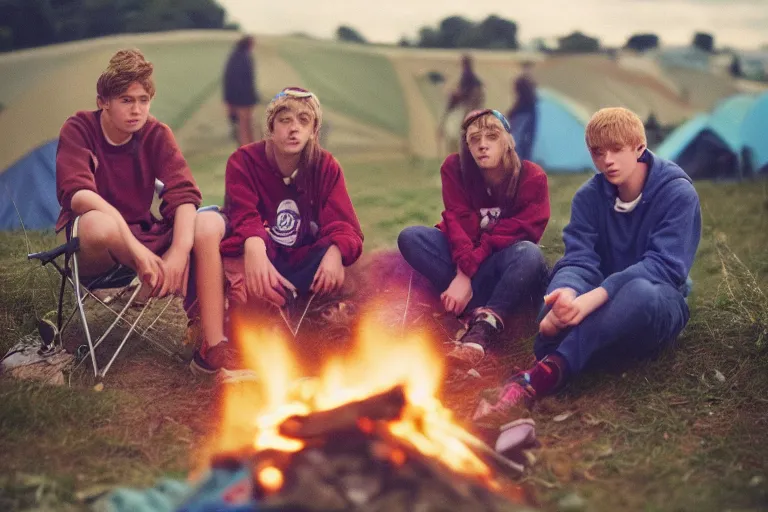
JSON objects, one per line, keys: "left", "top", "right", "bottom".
{"left": 190, "top": 314, "right": 534, "bottom": 511}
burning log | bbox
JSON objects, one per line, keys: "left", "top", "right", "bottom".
{"left": 279, "top": 385, "right": 407, "bottom": 439}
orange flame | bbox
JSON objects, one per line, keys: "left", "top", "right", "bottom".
{"left": 208, "top": 314, "right": 491, "bottom": 480}
{"left": 256, "top": 465, "right": 284, "bottom": 494}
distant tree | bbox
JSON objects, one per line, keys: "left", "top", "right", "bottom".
{"left": 0, "top": 0, "right": 56, "bottom": 50}
{"left": 437, "top": 15, "right": 473, "bottom": 48}
{"left": 625, "top": 33, "right": 659, "bottom": 52}
{"left": 416, "top": 14, "right": 518, "bottom": 49}
{"left": 692, "top": 32, "right": 715, "bottom": 53}
{"left": 417, "top": 26, "right": 441, "bottom": 48}
{"left": 557, "top": 31, "right": 600, "bottom": 53}
{"left": 458, "top": 15, "right": 518, "bottom": 49}
{"left": 481, "top": 15, "right": 518, "bottom": 49}
{"left": 0, "top": 26, "right": 13, "bottom": 52}
{"left": 729, "top": 55, "right": 743, "bottom": 77}
{"left": 398, "top": 36, "right": 412, "bottom": 47}
{"left": 336, "top": 25, "right": 367, "bottom": 44}
{"left": 0, "top": 0, "right": 228, "bottom": 52}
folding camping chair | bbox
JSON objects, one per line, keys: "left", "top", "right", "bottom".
{"left": 27, "top": 180, "right": 177, "bottom": 378}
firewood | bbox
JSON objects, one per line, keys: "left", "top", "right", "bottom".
{"left": 279, "top": 386, "right": 406, "bottom": 439}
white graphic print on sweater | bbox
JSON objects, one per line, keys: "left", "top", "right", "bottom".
{"left": 270, "top": 199, "right": 301, "bottom": 246}
{"left": 480, "top": 207, "right": 501, "bottom": 230}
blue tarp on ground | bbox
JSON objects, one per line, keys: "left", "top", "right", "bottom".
{"left": 0, "top": 139, "right": 59, "bottom": 230}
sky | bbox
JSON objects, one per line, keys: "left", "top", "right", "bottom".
{"left": 216, "top": 0, "right": 768, "bottom": 50}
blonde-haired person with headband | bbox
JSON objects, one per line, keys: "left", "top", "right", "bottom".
{"left": 186, "top": 87, "right": 363, "bottom": 375}
{"left": 398, "top": 109, "right": 550, "bottom": 373}
{"left": 55, "top": 49, "right": 202, "bottom": 300}
{"left": 473, "top": 107, "right": 701, "bottom": 429}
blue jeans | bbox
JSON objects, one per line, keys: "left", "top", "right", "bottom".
{"left": 534, "top": 278, "right": 690, "bottom": 375}
{"left": 397, "top": 226, "right": 548, "bottom": 319}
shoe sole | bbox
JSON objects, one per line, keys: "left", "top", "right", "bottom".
{"left": 189, "top": 358, "right": 218, "bottom": 377}
{"left": 445, "top": 342, "right": 485, "bottom": 369}
{"left": 218, "top": 368, "right": 260, "bottom": 383}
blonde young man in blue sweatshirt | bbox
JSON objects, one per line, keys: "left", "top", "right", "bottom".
{"left": 474, "top": 107, "right": 702, "bottom": 426}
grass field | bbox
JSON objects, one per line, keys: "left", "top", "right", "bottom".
{"left": 1, "top": 157, "right": 766, "bottom": 511}
{"left": 139, "top": 41, "right": 235, "bottom": 131}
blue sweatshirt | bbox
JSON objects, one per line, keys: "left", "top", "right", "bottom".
{"left": 549, "top": 150, "right": 701, "bottom": 298}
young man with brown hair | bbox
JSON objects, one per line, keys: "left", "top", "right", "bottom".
{"left": 474, "top": 107, "right": 702, "bottom": 426}
{"left": 56, "top": 49, "right": 202, "bottom": 298}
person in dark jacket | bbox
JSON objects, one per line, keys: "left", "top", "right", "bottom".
{"left": 506, "top": 61, "right": 537, "bottom": 161}
{"left": 224, "top": 36, "right": 261, "bottom": 146}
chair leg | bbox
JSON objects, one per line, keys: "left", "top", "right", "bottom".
{"left": 99, "top": 298, "right": 154, "bottom": 378}
{"left": 71, "top": 250, "right": 100, "bottom": 377}
{"left": 90, "top": 283, "right": 143, "bottom": 353}
{"left": 140, "top": 296, "right": 175, "bottom": 336}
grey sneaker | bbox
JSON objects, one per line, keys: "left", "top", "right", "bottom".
{"left": 446, "top": 310, "right": 503, "bottom": 369}
{"left": 446, "top": 342, "right": 485, "bottom": 368}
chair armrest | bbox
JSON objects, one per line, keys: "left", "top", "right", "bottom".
{"left": 28, "top": 237, "right": 80, "bottom": 265}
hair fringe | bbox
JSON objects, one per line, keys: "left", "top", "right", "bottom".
{"left": 96, "top": 49, "right": 155, "bottom": 100}
{"left": 460, "top": 113, "right": 522, "bottom": 202}
{"left": 585, "top": 107, "right": 647, "bottom": 151}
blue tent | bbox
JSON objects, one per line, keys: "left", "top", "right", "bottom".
{"left": 530, "top": 88, "right": 594, "bottom": 173}
{"left": 0, "top": 140, "right": 59, "bottom": 230}
{"left": 740, "top": 91, "right": 768, "bottom": 174}
{"left": 656, "top": 94, "right": 760, "bottom": 180}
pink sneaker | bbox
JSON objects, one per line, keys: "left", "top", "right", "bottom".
{"left": 472, "top": 374, "right": 536, "bottom": 429}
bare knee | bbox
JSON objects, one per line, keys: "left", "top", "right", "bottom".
{"left": 194, "top": 211, "right": 226, "bottom": 249}
{"left": 76, "top": 211, "right": 120, "bottom": 250}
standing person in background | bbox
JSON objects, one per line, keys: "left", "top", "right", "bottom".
{"left": 224, "top": 36, "right": 261, "bottom": 146}
{"left": 506, "top": 60, "right": 537, "bottom": 162}
{"left": 438, "top": 54, "right": 485, "bottom": 155}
